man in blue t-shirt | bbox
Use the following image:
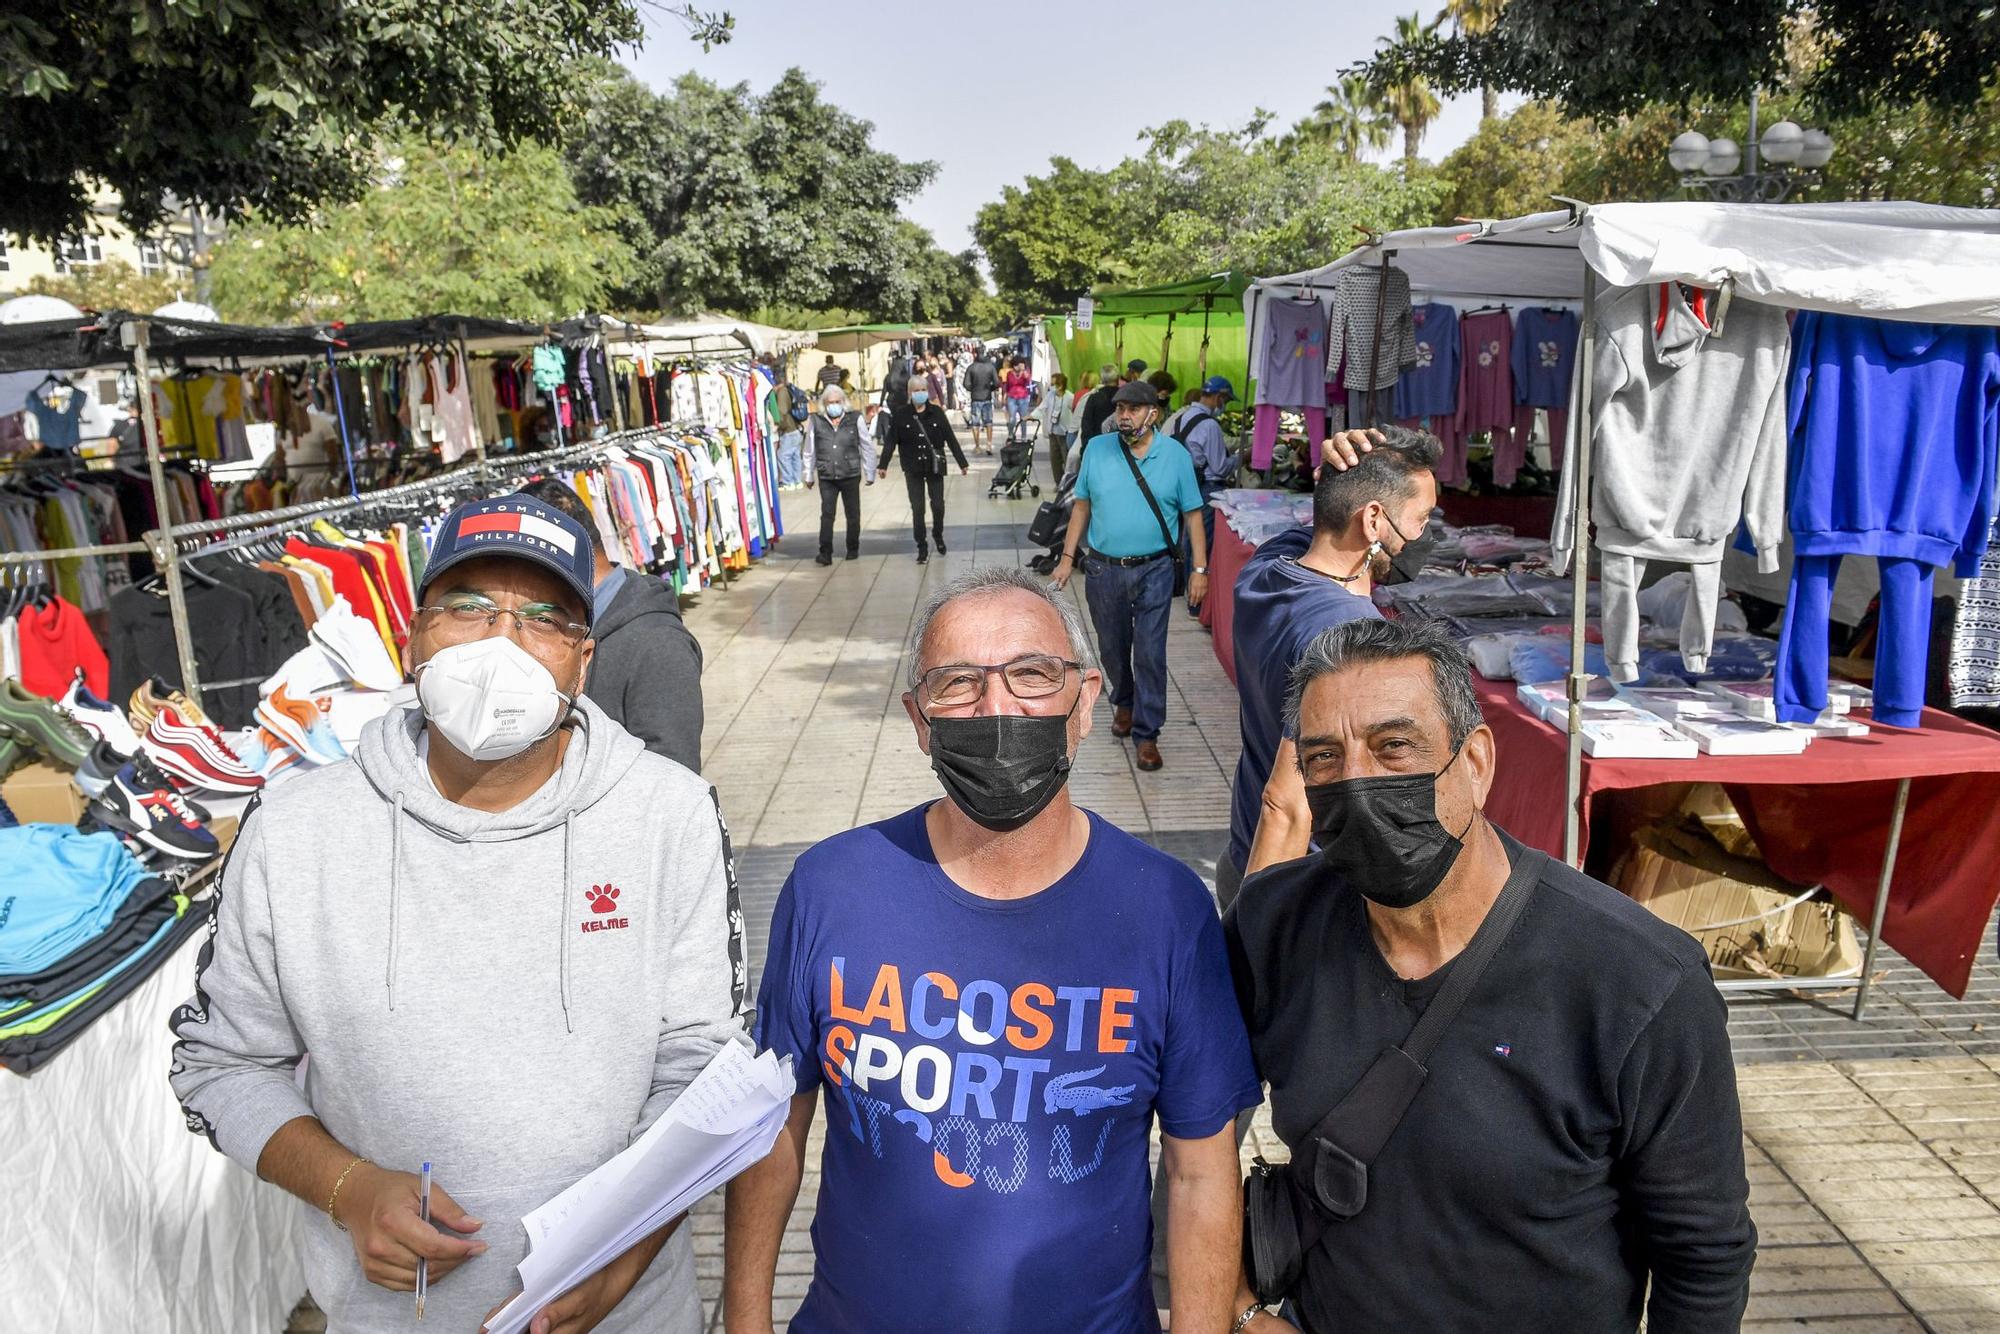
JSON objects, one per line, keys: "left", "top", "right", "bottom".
{"left": 1222, "top": 425, "right": 1441, "bottom": 908}
{"left": 1051, "top": 380, "right": 1208, "bottom": 772}
{"left": 725, "top": 567, "right": 1260, "bottom": 1334}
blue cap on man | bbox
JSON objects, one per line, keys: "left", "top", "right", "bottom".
{"left": 419, "top": 494, "right": 598, "bottom": 626}
{"left": 1201, "top": 375, "right": 1238, "bottom": 401}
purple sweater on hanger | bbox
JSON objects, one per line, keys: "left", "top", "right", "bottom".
{"left": 1393, "top": 303, "right": 1460, "bottom": 419}
{"left": 1458, "top": 309, "right": 1513, "bottom": 435}
{"left": 1259, "top": 298, "right": 1331, "bottom": 408}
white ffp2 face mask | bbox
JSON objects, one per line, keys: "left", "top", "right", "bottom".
{"left": 415, "top": 636, "right": 572, "bottom": 762}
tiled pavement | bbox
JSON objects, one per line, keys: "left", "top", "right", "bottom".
{"left": 293, "top": 457, "right": 2000, "bottom": 1331}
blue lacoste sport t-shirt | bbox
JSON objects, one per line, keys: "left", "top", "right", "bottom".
{"left": 756, "top": 803, "right": 1262, "bottom": 1334}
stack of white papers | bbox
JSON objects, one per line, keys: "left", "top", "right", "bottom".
{"left": 485, "top": 1043, "right": 794, "bottom": 1334}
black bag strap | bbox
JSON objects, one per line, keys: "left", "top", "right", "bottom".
{"left": 1115, "top": 433, "right": 1183, "bottom": 567}
{"left": 1294, "top": 847, "right": 1547, "bottom": 1228}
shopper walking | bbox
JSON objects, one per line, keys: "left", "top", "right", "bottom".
{"left": 1051, "top": 380, "right": 1208, "bottom": 771}
{"left": 517, "top": 477, "right": 706, "bottom": 771}
{"left": 964, "top": 349, "right": 999, "bottom": 454}
{"left": 1003, "top": 356, "right": 1034, "bottom": 441}
{"left": 805, "top": 386, "right": 876, "bottom": 565}
{"left": 1226, "top": 617, "right": 1754, "bottom": 1334}
{"left": 724, "top": 567, "right": 1258, "bottom": 1334}
{"left": 1075, "top": 361, "right": 1122, "bottom": 454}
{"left": 878, "top": 378, "right": 969, "bottom": 564}
{"left": 1040, "top": 370, "right": 1077, "bottom": 483}
{"left": 815, "top": 354, "right": 844, "bottom": 391}
{"left": 1174, "top": 375, "right": 1242, "bottom": 611}
{"left": 169, "top": 493, "right": 747, "bottom": 1334}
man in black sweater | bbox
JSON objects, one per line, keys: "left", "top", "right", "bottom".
{"left": 1225, "top": 618, "right": 1754, "bottom": 1334}
{"left": 877, "top": 382, "right": 968, "bottom": 564}
{"left": 516, "top": 479, "right": 705, "bottom": 771}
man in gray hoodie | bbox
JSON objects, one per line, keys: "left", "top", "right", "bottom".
{"left": 169, "top": 493, "right": 748, "bottom": 1334}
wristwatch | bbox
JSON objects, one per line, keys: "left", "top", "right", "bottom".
{"left": 1194, "top": 565, "right": 1209, "bottom": 575}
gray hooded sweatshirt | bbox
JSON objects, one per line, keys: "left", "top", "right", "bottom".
{"left": 168, "top": 697, "right": 748, "bottom": 1334}
{"left": 1553, "top": 283, "right": 1792, "bottom": 675}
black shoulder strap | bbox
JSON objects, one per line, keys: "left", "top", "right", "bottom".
{"left": 1116, "top": 435, "right": 1183, "bottom": 563}
{"left": 1295, "top": 847, "right": 1547, "bottom": 1227}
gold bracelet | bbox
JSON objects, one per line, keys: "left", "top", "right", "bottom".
{"left": 326, "top": 1156, "right": 369, "bottom": 1232}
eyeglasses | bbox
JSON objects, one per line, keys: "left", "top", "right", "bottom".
{"left": 915, "top": 654, "right": 1082, "bottom": 709}
{"left": 417, "top": 595, "right": 589, "bottom": 648}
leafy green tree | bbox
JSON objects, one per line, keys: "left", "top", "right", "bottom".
{"left": 1376, "top": 13, "right": 1444, "bottom": 164}
{"left": 974, "top": 157, "right": 1134, "bottom": 313}
{"left": 206, "top": 137, "right": 632, "bottom": 323}
{"left": 0, "top": 1, "right": 656, "bottom": 246}
{"left": 25, "top": 259, "right": 184, "bottom": 315}
{"left": 562, "top": 61, "right": 955, "bottom": 320}
{"left": 1434, "top": 0, "right": 1507, "bottom": 121}
{"left": 1360, "top": 1, "right": 1999, "bottom": 121}
{"left": 1290, "top": 77, "right": 1396, "bottom": 160}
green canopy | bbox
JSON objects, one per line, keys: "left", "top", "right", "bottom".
{"left": 1043, "top": 272, "right": 1252, "bottom": 401}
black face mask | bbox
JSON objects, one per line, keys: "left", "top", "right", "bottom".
{"left": 1305, "top": 745, "right": 1474, "bottom": 910}
{"left": 924, "top": 703, "right": 1076, "bottom": 832}
{"left": 1382, "top": 512, "right": 1438, "bottom": 586}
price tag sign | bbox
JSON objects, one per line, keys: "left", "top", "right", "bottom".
{"left": 1075, "top": 297, "right": 1094, "bottom": 332}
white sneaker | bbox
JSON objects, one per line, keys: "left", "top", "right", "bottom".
{"left": 59, "top": 671, "right": 143, "bottom": 756}
{"left": 310, "top": 597, "right": 403, "bottom": 691}
{"left": 262, "top": 642, "right": 349, "bottom": 698}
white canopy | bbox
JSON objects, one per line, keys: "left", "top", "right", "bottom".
{"left": 1246, "top": 201, "right": 2000, "bottom": 329}
{"left": 604, "top": 315, "right": 815, "bottom": 358}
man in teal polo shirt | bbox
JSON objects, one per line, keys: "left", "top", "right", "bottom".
{"left": 1052, "top": 380, "right": 1207, "bottom": 771}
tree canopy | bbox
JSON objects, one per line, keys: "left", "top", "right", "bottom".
{"left": 207, "top": 137, "right": 632, "bottom": 324}
{"left": 561, "top": 61, "right": 977, "bottom": 322}
{"left": 974, "top": 119, "right": 1446, "bottom": 320}
{"left": 1360, "top": 1, "right": 2000, "bottom": 121}
{"left": 0, "top": 1, "right": 654, "bottom": 246}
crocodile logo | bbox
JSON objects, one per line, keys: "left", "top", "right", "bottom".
{"left": 1043, "top": 1066, "right": 1136, "bottom": 1117}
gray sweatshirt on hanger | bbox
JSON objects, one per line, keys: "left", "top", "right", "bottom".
{"left": 1553, "top": 283, "right": 1791, "bottom": 673}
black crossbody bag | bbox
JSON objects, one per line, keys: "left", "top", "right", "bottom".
{"left": 1244, "top": 849, "right": 1548, "bottom": 1304}
{"left": 1115, "top": 435, "right": 1187, "bottom": 597}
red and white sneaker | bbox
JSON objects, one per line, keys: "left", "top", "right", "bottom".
{"left": 90, "top": 760, "right": 219, "bottom": 860}
{"left": 141, "top": 705, "right": 265, "bottom": 794}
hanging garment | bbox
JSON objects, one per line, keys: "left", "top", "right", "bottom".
{"left": 1775, "top": 312, "right": 2000, "bottom": 725}
{"left": 434, "top": 352, "right": 478, "bottom": 463}
{"left": 1512, "top": 306, "right": 1580, "bottom": 408}
{"left": 1258, "top": 298, "right": 1332, "bottom": 409}
{"left": 1952, "top": 516, "right": 2000, "bottom": 707}
{"left": 1552, "top": 284, "right": 1791, "bottom": 681}
{"left": 14, "top": 594, "right": 110, "bottom": 700}
{"left": 1393, "top": 303, "right": 1461, "bottom": 421}
{"left": 25, "top": 383, "right": 86, "bottom": 451}
{"left": 1457, "top": 309, "right": 1515, "bottom": 443}
{"left": 1324, "top": 264, "right": 1417, "bottom": 392}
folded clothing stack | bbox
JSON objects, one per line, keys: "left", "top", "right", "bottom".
{"left": 0, "top": 823, "right": 212, "bottom": 1075}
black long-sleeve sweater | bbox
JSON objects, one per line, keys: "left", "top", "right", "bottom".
{"left": 1225, "top": 830, "right": 1756, "bottom": 1333}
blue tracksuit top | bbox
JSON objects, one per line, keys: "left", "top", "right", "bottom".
{"left": 1785, "top": 312, "right": 2000, "bottom": 576}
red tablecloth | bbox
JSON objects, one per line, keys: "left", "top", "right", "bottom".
{"left": 1478, "top": 676, "right": 2000, "bottom": 996}
{"left": 1202, "top": 512, "right": 1253, "bottom": 685}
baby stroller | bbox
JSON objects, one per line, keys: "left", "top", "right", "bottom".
{"left": 1024, "top": 471, "right": 1075, "bottom": 575}
{"left": 987, "top": 418, "right": 1042, "bottom": 500}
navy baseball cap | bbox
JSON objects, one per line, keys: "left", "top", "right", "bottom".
{"left": 420, "top": 495, "right": 597, "bottom": 624}
{"left": 1126, "top": 358, "right": 1149, "bottom": 374}
{"left": 1201, "top": 375, "right": 1237, "bottom": 400}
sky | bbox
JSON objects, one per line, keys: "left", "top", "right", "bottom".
{"left": 623, "top": 1, "right": 1517, "bottom": 256}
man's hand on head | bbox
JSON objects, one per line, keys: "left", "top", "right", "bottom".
{"left": 1317, "top": 428, "right": 1387, "bottom": 475}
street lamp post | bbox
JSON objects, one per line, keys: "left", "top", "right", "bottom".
{"left": 1669, "top": 89, "right": 1835, "bottom": 202}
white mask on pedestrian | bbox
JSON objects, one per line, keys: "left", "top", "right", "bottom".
{"left": 415, "top": 637, "right": 572, "bottom": 762}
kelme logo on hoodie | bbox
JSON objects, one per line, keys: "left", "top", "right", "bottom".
{"left": 582, "top": 884, "right": 629, "bottom": 932}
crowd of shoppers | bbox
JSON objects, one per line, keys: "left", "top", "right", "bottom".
{"left": 166, "top": 356, "right": 1756, "bottom": 1334}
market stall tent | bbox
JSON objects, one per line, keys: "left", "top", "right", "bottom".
{"left": 1245, "top": 199, "right": 2000, "bottom": 1009}
{"left": 1046, "top": 271, "right": 1252, "bottom": 398}
{"left": 810, "top": 323, "right": 963, "bottom": 393}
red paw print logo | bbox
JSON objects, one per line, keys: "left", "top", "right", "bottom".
{"left": 586, "top": 884, "right": 620, "bottom": 914}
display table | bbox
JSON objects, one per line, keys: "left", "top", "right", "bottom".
{"left": 0, "top": 926, "right": 307, "bottom": 1333}
{"left": 1201, "top": 511, "right": 1255, "bottom": 685}
{"left": 1478, "top": 676, "right": 2000, "bottom": 998}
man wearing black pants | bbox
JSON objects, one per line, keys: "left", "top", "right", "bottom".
{"left": 804, "top": 386, "right": 874, "bottom": 565}
{"left": 878, "top": 380, "right": 968, "bottom": 564}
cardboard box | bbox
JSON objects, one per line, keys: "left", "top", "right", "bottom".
{"left": 2, "top": 761, "right": 86, "bottom": 824}
{"left": 1613, "top": 817, "right": 1861, "bottom": 981}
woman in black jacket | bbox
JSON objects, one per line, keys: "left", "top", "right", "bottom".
{"left": 877, "top": 383, "right": 969, "bottom": 564}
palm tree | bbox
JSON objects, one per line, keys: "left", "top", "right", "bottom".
{"left": 1296, "top": 75, "right": 1396, "bottom": 160}
{"left": 1379, "top": 13, "right": 1444, "bottom": 164}
{"left": 1436, "top": 0, "right": 1506, "bottom": 121}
